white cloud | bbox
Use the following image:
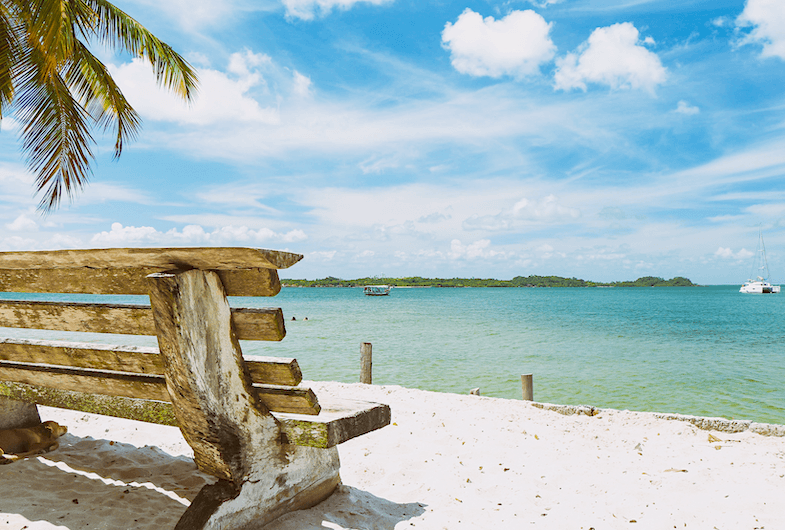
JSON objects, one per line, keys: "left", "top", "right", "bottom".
{"left": 359, "top": 156, "right": 399, "bottom": 174}
{"left": 292, "top": 71, "right": 312, "bottom": 96}
{"left": 6, "top": 214, "right": 38, "bottom": 232}
{"left": 1, "top": 236, "right": 37, "bottom": 250}
{"left": 675, "top": 101, "right": 700, "bottom": 115}
{"left": 745, "top": 203, "right": 785, "bottom": 217}
{"left": 715, "top": 247, "right": 754, "bottom": 260}
{"left": 441, "top": 9, "right": 556, "bottom": 78}
{"left": 90, "top": 222, "right": 306, "bottom": 245}
{"left": 282, "top": 0, "right": 393, "bottom": 20}
{"left": 449, "top": 239, "right": 492, "bottom": 259}
{"left": 309, "top": 250, "right": 337, "bottom": 261}
{"left": 462, "top": 194, "right": 580, "bottom": 232}
{"left": 737, "top": 0, "right": 785, "bottom": 59}
{"left": 0, "top": 117, "right": 19, "bottom": 132}
{"left": 553, "top": 22, "right": 667, "bottom": 94}
{"left": 123, "top": 0, "right": 278, "bottom": 31}
{"left": 109, "top": 52, "right": 280, "bottom": 126}
{"left": 526, "top": 0, "right": 563, "bottom": 6}
{"left": 513, "top": 194, "right": 581, "bottom": 221}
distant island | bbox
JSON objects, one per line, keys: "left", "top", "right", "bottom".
{"left": 281, "top": 275, "right": 697, "bottom": 288}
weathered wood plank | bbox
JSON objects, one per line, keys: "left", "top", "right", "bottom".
{"left": 0, "top": 268, "right": 281, "bottom": 297}
{"left": 252, "top": 384, "right": 320, "bottom": 415}
{"left": 0, "top": 338, "right": 302, "bottom": 385}
{"left": 0, "top": 301, "right": 286, "bottom": 341}
{"left": 0, "top": 382, "right": 390, "bottom": 448}
{"left": 0, "top": 338, "right": 161, "bottom": 374}
{"left": 0, "top": 361, "right": 170, "bottom": 401}
{"left": 0, "top": 301, "right": 155, "bottom": 335}
{"left": 0, "top": 247, "right": 303, "bottom": 271}
{"left": 0, "top": 360, "right": 316, "bottom": 413}
{"left": 0, "top": 381, "right": 178, "bottom": 425}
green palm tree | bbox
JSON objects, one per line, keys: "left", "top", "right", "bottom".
{"left": 0, "top": 0, "right": 198, "bottom": 211}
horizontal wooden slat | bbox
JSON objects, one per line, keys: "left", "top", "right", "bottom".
{"left": 0, "top": 338, "right": 302, "bottom": 385}
{"left": 0, "top": 247, "right": 303, "bottom": 271}
{"left": 252, "top": 384, "right": 320, "bottom": 415}
{"left": 0, "top": 301, "right": 155, "bottom": 335}
{"left": 0, "top": 361, "right": 318, "bottom": 414}
{"left": 0, "top": 382, "right": 392, "bottom": 448}
{"left": 0, "top": 361, "right": 170, "bottom": 401}
{"left": 0, "top": 381, "right": 179, "bottom": 426}
{"left": 0, "top": 301, "right": 285, "bottom": 341}
{"left": 0, "top": 268, "right": 281, "bottom": 297}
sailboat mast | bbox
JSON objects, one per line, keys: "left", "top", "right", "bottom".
{"left": 760, "top": 230, "right": 771, "bottom": 280}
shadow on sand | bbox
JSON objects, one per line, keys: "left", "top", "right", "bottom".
{"left": 267, "top": 484, "right": 427, "bottom": 530}
{"left": 1, "top": 434, "right": 424, "bottom": 530}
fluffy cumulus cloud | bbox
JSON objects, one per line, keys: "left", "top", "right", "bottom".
{"left": 554, "top": 22, "right": 667, "bottom": 93}
{"left": 462, "top": 194, "right": 580, "bottom": 232}
{"left": 109, "top": 51, "right": 281, "bottom": 126}
{"left": 715, "top": 247, "right": 754, "bottom": 260}
{"left": 449, "top": 239, "right": 492, "bottom": 259}
{"left": 675, "top": 101, "right": 700, "bottom": 115}
{"left": 91, "top": 222, "right": 306, "bottom": 245}
{"left": 737, "top": 0, "right": 785, "bottom": 59}
{"left": 441, "top": 9, "right": 556, "bottom": 78}
{"left": 5, "top": 214, "right": 38, "bottom": 232}
{"left": 282, "top": 0, "right": 393, "bottom": 20}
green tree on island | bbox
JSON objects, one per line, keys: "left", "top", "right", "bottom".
{"left": 0, "top": 0, "right": 198, "bottom": 211}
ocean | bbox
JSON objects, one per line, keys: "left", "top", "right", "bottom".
{"left": 2, "top": 285, "right": 783, "bottom": 424}
{"left": 248, "top": 285, "right": 785, "bottom": 425}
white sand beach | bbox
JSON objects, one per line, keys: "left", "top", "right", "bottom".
{"left": 1, "top": 381, "right": 784, "bottom": 530}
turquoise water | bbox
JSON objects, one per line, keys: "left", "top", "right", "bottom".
{"left": 2, "top": 286, "right": 783, "bottom": 424}
{"left": 245, "top": 286, "right": 785, "bottom": 424}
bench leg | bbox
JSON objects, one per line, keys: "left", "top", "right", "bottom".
{"left": 147, "top": 269, "right": 340, "bottom": 529}
{"left": 178, "top": 445, "right": 340, "bottom": 530}
{"left": 0, "top": 395, "right": 40, "bottom": 429}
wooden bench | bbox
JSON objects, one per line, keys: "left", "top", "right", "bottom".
{"left": 0, "top": 247, "right": 390, "bottom": 529}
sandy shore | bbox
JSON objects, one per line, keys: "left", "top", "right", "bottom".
{"left": 1, "top": 382, "right": 784, "bottom": 529}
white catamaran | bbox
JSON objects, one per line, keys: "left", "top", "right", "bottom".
{"left": 740, "top": 230, "right": 780, "bottom": 294}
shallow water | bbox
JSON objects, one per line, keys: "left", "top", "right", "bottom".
{"left": 2, "top": 285, "right": 783, "bottom": 424}
{"left": 248, "top": 285, "right": 785, "bottom": 424}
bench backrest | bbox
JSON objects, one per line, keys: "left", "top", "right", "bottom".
{"left": 0, "top": 247, "right": 320, "bottom": 421}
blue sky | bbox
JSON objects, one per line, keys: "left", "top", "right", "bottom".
{"left": 2, "top": 0, "right": 785, "bottom": 283}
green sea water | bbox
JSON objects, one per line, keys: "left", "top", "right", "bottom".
{"left": 2, "top": 285, "right": 783, "bottom": 424}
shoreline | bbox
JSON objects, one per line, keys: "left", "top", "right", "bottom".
{"left": 2, "top": 381, "right": 784, "bottom": 529}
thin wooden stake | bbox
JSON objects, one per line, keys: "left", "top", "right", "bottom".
{"left": 521, "top": 374, "right": 533, "bottom": 401}
{"left": 360, "top": 342, "right": 372, "bottom": 384}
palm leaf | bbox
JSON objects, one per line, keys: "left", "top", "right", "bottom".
{"left": 68, "top": 40, "right": 141, "bottom": 157}
{"left": 14, "top": 43, "right": 94, "bottom": 210}
{"left": 87, "top": 0, "right": 197, "bottom": 100}
{"left": 2, "top": 0, "right": 199, "bottom": 211}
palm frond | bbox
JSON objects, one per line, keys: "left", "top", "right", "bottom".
{"left": 86, "top": 0, "right": 198, "bottom": 101}
{"left": 0, "top": 4, "right": 20, "bottom": 115}
{"left": 2, "top": 0, "right": 200, "bottom": 211}
{"left": 68, "top": 39, "right": 140, "bottom": 157}
{"left": 14, "top": 43, "right": 94, "bottom": 211}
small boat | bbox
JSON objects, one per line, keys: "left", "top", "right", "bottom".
{"left": 740, "top": 230, "right": 780, "bottom": 294}
{"left": 364, "top": 285, "right": 391, "bottom": 296}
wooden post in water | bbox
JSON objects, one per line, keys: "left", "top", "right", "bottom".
{"left": 521, "top": 374, "right": 533, "bottom": 401}
{"left": 360, "top": 342, "right": 373, "bottom": 384}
